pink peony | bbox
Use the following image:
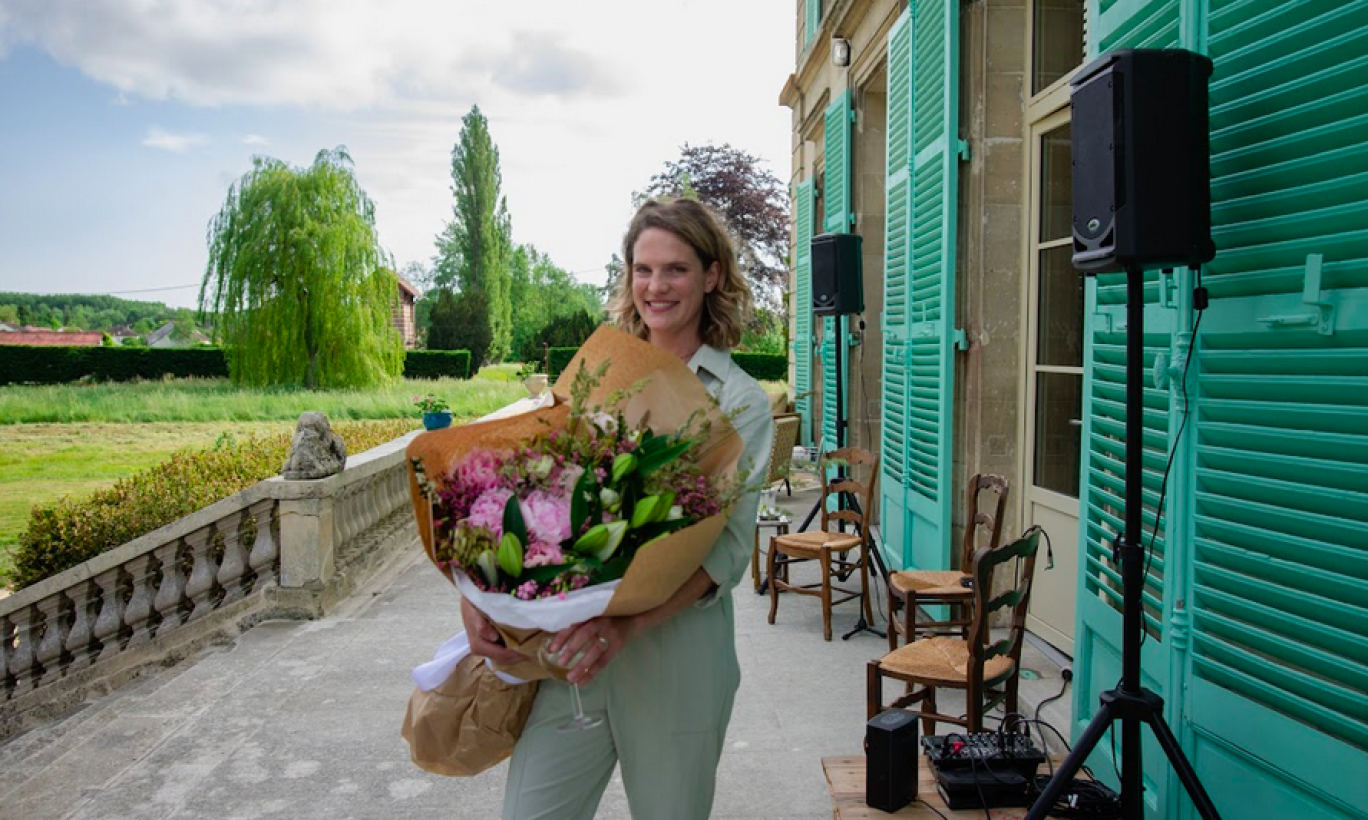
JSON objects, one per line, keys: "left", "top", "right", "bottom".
{"left": 524, "top": 540, "right": 565, "bottom": 568}
{"left": 521, "top": 489, "right": 572, "bottom": 546}
{"left": 467, "top": 487, "right": 514, "bottom": 536}
{"left": 453, "top": 449, "right": 508, "bottom": 494}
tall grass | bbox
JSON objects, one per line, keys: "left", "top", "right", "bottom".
{"left": 0, "top": 377, "right": 526, "bottom": 424}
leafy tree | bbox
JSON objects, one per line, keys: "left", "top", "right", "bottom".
{"left": 739, "top": 306, "right": 788, "bottom": 355}
{"left": 427, "top": 287, "right": 492, "bottom": 369}
{"left": 433, "top": 106, "right": 513, "bottom": 363}
{"left": 508, "top": 243, "right": 602, "bottom": 361}
{"left": 199, "top": 147, "right": 402, "bottom": 389}
{"left": 523, "top": 309, "right": 601, "bottom": 364}
{"left": 0, "top": 293, "right": 200, "bottom": 333}
{"left": 639, "top": 143, "right": 791, "bottom": 311}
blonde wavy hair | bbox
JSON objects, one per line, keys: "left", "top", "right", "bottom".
{"left": 608, "top": 198, "right": 753, "bottom": 350}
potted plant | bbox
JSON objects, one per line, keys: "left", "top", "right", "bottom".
{"left": 414, "top": 393, "right": 452, "bottom": 430}
{"left": 518, "top": 362, "right": 548, "bottom": 397}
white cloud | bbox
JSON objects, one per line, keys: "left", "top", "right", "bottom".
{"left": 142, "top": 126, "right": 208, "bottom": 153}
{"left": 1, "top": 0, "right": 795, "bottom": 297}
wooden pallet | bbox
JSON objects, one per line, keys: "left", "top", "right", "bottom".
{"left": 823, "top": 755, "right": 1057, "bottom": 819}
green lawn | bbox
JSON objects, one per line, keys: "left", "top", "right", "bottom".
{"left": 0, "top": 375, "right": 530, "bottom": 581}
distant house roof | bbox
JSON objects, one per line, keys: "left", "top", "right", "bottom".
{"left": 0, "top": 323, "right": 14, "bottom": 332}
{"left": 396, "top": 276, "right": 420, "bottom": 299}
{"left": 146, "top": 322, "right": 210, "bottom": 348}
{"left": 0, "top": 330, "right": 104, "bottom": 347}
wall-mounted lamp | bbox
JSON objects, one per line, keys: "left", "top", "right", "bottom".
{"left": 831, "top": 36, "right": 852, "bottom": 67}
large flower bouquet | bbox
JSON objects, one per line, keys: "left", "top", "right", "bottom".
{"left": 405, "top": 325, "right": 747, "bottom": 682}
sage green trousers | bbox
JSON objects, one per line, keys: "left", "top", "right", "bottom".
{"left": 501, "top": 595, "right": 740, "bottom": 820}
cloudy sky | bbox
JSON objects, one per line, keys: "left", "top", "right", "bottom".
{"left": 0, "top": 0, "right": 794, "bottom": 308}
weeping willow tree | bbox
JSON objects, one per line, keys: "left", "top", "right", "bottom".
{"left": 200, "top": 147, "right": 403, "bottom": 389}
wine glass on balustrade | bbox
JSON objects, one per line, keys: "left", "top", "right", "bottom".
{"left": 537, "top": 638, "right": 605, "bottom": 732}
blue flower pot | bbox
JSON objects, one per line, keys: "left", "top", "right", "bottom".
{"left": 422, "top": 411, "right": 452, "bottom": 431}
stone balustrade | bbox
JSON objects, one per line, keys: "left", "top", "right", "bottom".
{"left": 0, "top": 430, "right": 423, "bottom": 738}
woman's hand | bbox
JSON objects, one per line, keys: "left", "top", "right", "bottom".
{"left": 547, "top": 615, "right": 638, "bottom": 686}
{"left": 460, "top": 597, "right": 524, "bottom": 666}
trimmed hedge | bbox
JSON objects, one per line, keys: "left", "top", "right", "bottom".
{"left": 0, "top": 345, "right": 228, "bottom": 385}
{"left": 733, "top": 353, "right": 787, "bottom": 382}
{"left": 547, "top": 347, "right": 579, "bottom": 380}
{"left": 7, "top": 419, "right": 418, "bottom": 590}
{"left": 404, "top": 349, "right": 472, "bottom": 380}
{"left": 547, "top": 346, "right": 786, "bottom": 383}
{"left": 0, "top": 345, "right": 473, "bottom": 384}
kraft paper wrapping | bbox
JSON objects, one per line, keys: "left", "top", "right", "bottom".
{"left": 400, "top": 650, "right": 537, "bottom": 777}
{"left": 405, "top": 324, "right": 744, "bottom": 681}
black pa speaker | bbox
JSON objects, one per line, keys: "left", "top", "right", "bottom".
{"left": 1070, "top": 49, "right": 1216, "bottom": 274}
{"left": 812, "top": 232, "right": 864, "bottom": 315}
{"left": 866, "top": 709, "right": 917, "bottom": 812}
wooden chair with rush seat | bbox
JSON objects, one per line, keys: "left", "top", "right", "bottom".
{"left": 866, "top": 526, "right": 1043, "bottom": 736}
{"left": 886, "top": 474, "right": 1009, "bottom": 650}
{"left": 766, "top": 447, "right": 879, "bottom": 641}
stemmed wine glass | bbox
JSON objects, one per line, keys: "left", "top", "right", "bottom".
{"left": 537, "top": 638, "right": 605, "bottom": 732}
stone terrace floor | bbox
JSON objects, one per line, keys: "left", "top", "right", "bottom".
{"left": 0, "top": 481, "right": 1073, "bottom": 819}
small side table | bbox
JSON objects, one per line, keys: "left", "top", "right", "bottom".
{"left": 752, "top": 515, "right": 790, "bottom": 593}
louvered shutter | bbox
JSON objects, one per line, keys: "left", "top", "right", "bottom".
{"left": 1183, "top": 4, "right": 1368, "bottom": 817}
{"left": 880, "top": 10, "right": 914, "bottom": 569}
{"left": 820, "top": 91, "right": 854, "bottom": 452}
{"left": 900, "top": 0, "right": 962, "bottom": 571}
{"left": 804, "top": 1, "right": 821, "bottom": 50}
{"left": 793, "top": 180, "right": 815, "bottom": 446}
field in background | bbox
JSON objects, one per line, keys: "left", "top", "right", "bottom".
{"left": 0, "top": 372, "right": 529, "bottom": 581}
{"left": 0, "top": 376, "right": 525, "bottom": 424}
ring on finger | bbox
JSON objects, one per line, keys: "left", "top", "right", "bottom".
{"left": 597, "top": 636, "right": 610, "bottom": 650}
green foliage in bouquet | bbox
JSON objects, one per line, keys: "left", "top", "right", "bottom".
{"left": 414, "top": 360, "right": 741, "bottom": 599}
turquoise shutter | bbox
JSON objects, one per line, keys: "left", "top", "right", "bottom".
{"left": 820, "top": 91, "right": 854, "bottom": 452}
{"left": 900, "top": 0, "right": 962, "bottom": 571}
{"left": 804, "top": 0, "right": 821, "bottom": 50}
{"left": 1071, "top": 2, "right": 1183, "bottom": 813}
{"left": 880, "top": 10, "right": 914, "bottom": 570}
{"left": 1185, "top": 4, "right": 1368, "bottom": 818}
{"left": 824, "top": 91, "right": 854, "bottom": 234}
{"left": 793, "top": 180, "right": 815, "bottom": 446}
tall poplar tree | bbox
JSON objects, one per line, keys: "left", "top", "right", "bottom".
{"left": 200, "top": 147, "right": 403, "bottom": 389}
{"left": 432, "top": 106, "right": 513, "bottom": 363}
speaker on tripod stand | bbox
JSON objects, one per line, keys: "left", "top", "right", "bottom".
{"left": 1025, "top": 48, "right": 1222, "bottom": 820}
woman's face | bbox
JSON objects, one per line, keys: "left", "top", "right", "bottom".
{"left": 630, "top": 227, "right": 719, "bottom": 354}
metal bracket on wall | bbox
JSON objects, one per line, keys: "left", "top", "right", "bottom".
{"left": 957, "top": 139, "right": 971, "bottom": 162}
{"left": 1256, "top": 253, "right": 1335, "bottom": 336}
{"left": 952, "top": 327, "right": 969, "bottom": 351}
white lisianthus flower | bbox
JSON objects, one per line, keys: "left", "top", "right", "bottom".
{"left": 589, "top": 412, "right": 618, "bottom": 434}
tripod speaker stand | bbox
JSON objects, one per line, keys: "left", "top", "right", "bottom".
{"left": 1027, "top": 49, "right": 1222, "bottom": 820}
{"left": 794, "top": 232, "right": 889, "bottom": 640}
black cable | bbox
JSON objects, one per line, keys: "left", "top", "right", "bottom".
{"left": 1033, "top": 668, "right": 1072, "bottom": 726}
{"left": 997, "top": 714, "right": 1121, "bottom": 819}
{"left": 915, "top": 798, "right": 953, "bottom": 820}
{"left": 1137, "top": 272, "right": 1206, "bottom": 648}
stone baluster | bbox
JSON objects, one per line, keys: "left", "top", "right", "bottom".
{"left": 247, "top": 500, "right": 279, "bottom": 592}
{"left": 217, "top": 510, "right": 251, "bottom": 605}
{"left": 1, "top": 613, "right": 16, "bottom": 700}
{"left": 183, "top": 523, "right": 221, "bottom": 622}
{"left": 92, "top": 567, "right": 128, "bottom": 664}
{"left": 7, "top": 603, "right": 40, "bottom": 697}
{"left": 153, "top": 539, "right": 190, "bottom": 639}
{"left": 122, "top": 553, "right": 160, "bottom": 649}
{"left": 35, "top": 594, "right": 71, "bottom": 687}
{"left": 64, "top": 578, "right": 101, "bottom": 673}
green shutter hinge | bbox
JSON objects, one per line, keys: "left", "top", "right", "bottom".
{"left": 1256, "top": 253, "right": 1335, "bottom": 335}
{"left": 952, "top": 327, "right": 969, "bottom": 351}
{"left": 957, "top": 139, "right": 971, "bottom": 161}
{"left": 849, "top": 107, "right": 858, "bottom": 124}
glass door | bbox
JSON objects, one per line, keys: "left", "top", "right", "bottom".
{"left": 1023, "top": 110, "right": 1083, "bottom": 654}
